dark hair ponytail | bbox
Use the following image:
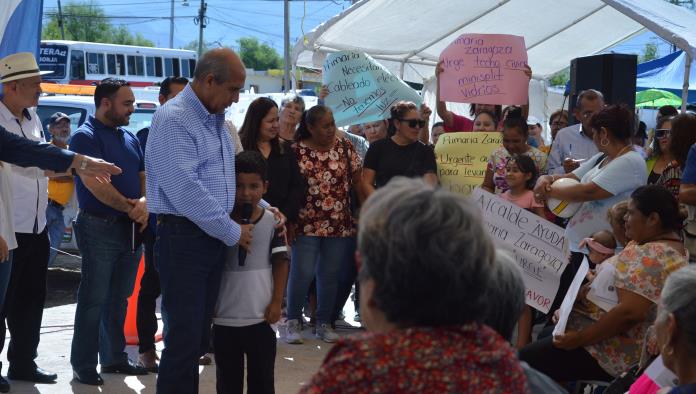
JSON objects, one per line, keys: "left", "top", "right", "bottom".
{"left": 295, "top": 105, "right": 331, "bottom": 141}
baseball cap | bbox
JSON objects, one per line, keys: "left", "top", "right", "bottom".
{"left": 526, "top": 116, "right": 541, "bottom": 126}
{"left": 48, "top": 112, "right": 70, "bottom": 125}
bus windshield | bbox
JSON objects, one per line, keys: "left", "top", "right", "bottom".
{"left": 39, "top": 44, "right": 69, "bottom": 80}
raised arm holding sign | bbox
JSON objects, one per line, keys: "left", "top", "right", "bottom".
{"left": 435, "top": 34, "right": 531, "bottom": 133}
{"left": 322, "top": 51, "right": 422, "bottom": 128}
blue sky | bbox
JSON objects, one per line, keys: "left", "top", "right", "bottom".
{"left": 42, "top": 0, "right": 677, "bottom": 63}
{"left": 42, "top": 0, "right": 353, "bottom": 51}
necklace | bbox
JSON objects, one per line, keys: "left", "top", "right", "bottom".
{"left": 601, "top": 144, "right": 633, "bottom": 167}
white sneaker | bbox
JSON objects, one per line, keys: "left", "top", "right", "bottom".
{"left": 316, "top": 323, "right": 339, "bottom": 343}
{"left": 285, "top": 319, "right": 304, "bottom": 344}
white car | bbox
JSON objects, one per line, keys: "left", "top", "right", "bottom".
{"left": 37, "top": 95, "right": 158, "bottom": 137}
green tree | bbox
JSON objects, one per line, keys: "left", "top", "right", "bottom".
{"left": 641, "top": 42, "right": 659, "bottom": 62}
{"left": 42, "top": 0, "right": 154, "bottom": 47}
{"left": 549, "top": 68, "right": 570, "bottom": 87}
{"left": 237, "top": 37, "right": 283, "bottom": 70}
{"left": 182, "top": 39, "right": 210, "bottom": 53}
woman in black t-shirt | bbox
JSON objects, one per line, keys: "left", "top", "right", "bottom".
{"left": 238, "top": 97, "right": 306, "bottom": 223}
{"left": 362, "top": 101, "right": 438, "bottom": 197}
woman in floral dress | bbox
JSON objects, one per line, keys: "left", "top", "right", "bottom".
{"left": 284, "top": 105, "right": 364, "bottom": 344}
{"left": 520, "top": 185, "right": 687, "bottom": 382}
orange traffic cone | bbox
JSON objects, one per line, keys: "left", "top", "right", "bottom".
{"left": 124, "top": 254, "right": 163, "bottom": 345}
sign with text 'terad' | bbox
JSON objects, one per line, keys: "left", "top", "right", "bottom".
{"left": 322, "top": 51, "right": 422, "bottom": 127}
{"left": 439, "top": 34, "right": 528, "bottom": 105}
{"left": 472, "top": 188, "right": 569, "bottom": 313}
{"left": 435, "top": 132, "right": 500, "bottom": 196}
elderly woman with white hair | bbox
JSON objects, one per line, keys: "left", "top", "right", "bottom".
{"left": 653, "top": 265, "right": 696, "bottom": 393}
{"left": 300, "top": 177, "right": 529, "bottom": 393}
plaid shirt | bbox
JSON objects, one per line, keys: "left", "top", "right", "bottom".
{"left": 145, "top": 84, "right": 241, "bottom": 246}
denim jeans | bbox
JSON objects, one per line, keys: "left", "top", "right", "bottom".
{"left": 46, "top": 203, "right": 65, "bottom": 266}
{"left": 70, "top": 212, "right": 141, "bottom": 374}
{"left": 287, "top": 236, "right": 353, "bottom": 325}
{"left": 155, "top": 215, "right": 226, "bottom": 394}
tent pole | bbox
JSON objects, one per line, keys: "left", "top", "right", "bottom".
{"left": 681, "top": 53, "right": 691, "bottom": 113}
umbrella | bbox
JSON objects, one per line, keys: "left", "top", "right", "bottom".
{"left": 635, "top": 89, "right": 682, "bottom": 108}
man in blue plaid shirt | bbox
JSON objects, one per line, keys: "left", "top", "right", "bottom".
{"left": 145, "top": 48, "right": 253, "bottom": 394}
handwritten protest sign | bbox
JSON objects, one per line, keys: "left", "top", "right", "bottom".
{"left": 439, "top": 34, "right": 528, "bottom": 105}
{"left": 322, "top": 51, "right": 422, "bottom": 127}
{"left": 435, "top": 132, "right": 500, "bottom": 195}
{"left": 472, "top": 188, "right": 569, "bottom": 313}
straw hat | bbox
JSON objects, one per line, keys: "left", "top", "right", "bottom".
{"left": 0, "top": 52, "right": 53, "bottom": 83}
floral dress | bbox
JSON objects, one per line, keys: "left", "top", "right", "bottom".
{"left": 299, "top": 323, "right": 530, "bottom": 393}
{"left": 567, "top": 241, "right": 687, "bottom": 377}
{"left": 293, "top": 137, "right": 361, "bottom": 238}
{"left": 487, "top": 146, "right": 547, "bottom": 194}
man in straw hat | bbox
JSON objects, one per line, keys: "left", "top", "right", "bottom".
{"left": 0, "top": 52, "right": 120, "bottom": 392}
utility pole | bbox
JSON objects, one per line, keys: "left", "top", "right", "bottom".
{"left": 284, "top": 0, "right": 291, "bottom": 92}
{"left": 195, "top": 0, "right": 207, "bottom": 57}
{"left": 169, "top": 0, "right": 174, "bottom": 48}
{"left": 57, "top": 0, "right": 66, "bottom": 40}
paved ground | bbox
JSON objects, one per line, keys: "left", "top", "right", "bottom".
{"left": 1, "top": 303, "right": 361, "bottom": 394}
{"left": 2, "top": 253, "right": 362, "bottom": 393}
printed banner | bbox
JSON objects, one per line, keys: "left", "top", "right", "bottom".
{"left": 435, "top": 132, "right": 500, "bottom": 196}
{"left": 472, "top": 188, "right": 569, "bottom": 313}
{"left": 439, "top": 34, "right": 528, "bottom": 105}
{"left": 322, "top": 51, "right": 422, "bottom": 127}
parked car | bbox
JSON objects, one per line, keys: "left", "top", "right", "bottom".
{"left": 37, "top": 95, "right": 158, "bottom": 139}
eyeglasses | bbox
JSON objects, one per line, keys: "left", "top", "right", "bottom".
{"left": 655, "top": 129, "right": 671, "bottom": 139}
{"left": 551, "top": 121, "right": 567, "bottom": 127}
{"left": 399, "top": 118, "right": 426, "bottom": 128}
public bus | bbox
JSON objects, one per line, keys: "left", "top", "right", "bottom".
{"left": 39, "top": 40, "right": 197, "bottom": 87}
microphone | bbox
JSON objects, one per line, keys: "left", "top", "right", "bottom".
{"left": 238, "top": 203, "right": 254, "bottom": 266}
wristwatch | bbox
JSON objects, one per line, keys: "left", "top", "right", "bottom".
{"left": 70, "top": 159, "right": 88, "bottom": 176}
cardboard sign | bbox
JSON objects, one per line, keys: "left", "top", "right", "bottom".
{"left": 322, "top": 51, "right": 422, "bottom": 127}
{"left": 439, "top": 34, "right": 528, "bottom": 105}
{"left": 435, "top": 132, "right": 501, "bottom": 196}
{"left": 472, "top": 188, "right": 569, "bottom": 313}
{"left": 553, "top": 257, "right": 589, "bottom": 336}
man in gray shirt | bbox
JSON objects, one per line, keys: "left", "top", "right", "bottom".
{"left": 547, "top": 90, "right": 604, "bottom": 175}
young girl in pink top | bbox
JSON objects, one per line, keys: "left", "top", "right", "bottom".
{"left": 500, "top": 155, "right": 546, "bottom": 348}
{"left": 501, "top": 155, "right": 545, "bottom": 217}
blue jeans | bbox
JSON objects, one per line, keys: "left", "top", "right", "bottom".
{"left": 70, "top": 212, "right": 141, "bottom": 373}
{"left": 0, "top": 250, "right": 12, "bottom": 319}
{"left": 46, "top": 203, "right": 65, "bottom": 266}
{"left": 155, "top": 215, "right": 225, "bottom": 394}
{"left": 287, "top": 236, "right": 353, "bottom": 324}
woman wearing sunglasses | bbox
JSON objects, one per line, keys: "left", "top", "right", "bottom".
{"left": 654, "top": 113, "right": 696, "bottom": 199}
{"left": 646, "top": 116, "right": 675, "bottom": 186}
{"left": 361, "top": 101, "right": 438, "bottom": 197}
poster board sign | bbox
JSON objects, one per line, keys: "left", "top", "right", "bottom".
{"left": 435, "top": 132, "right": 500, "bottom": 196}
{"left": 553, "top": 257, "right": 589, "bottom": 336}
{"left": 322, "top": 51, "right": 422, "bottom": 127}
{"left": 439, "top": 34, "right": 528, "bottom": 105}
{"left": 472, "top": 188, "right": 569, "bottom": 313}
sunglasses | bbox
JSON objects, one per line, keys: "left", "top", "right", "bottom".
{"left": 655, "top": 129, "right": 671, "bottom": 139}
{"left": 399, "top": 118, "right": 426, "bottom": 128}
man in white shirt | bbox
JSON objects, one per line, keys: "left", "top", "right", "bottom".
{"left": 547, "top": 89, "right": 605, "bottom": 175}
{"left": 0, "top": 52, "right": 58, "bottom": 390}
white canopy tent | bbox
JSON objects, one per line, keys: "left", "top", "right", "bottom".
{"left": 292, "top": 0, "right": 696, "bottom": 125}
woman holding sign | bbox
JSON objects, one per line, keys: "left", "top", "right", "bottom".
{"left": 519, "top": 185, "right": 687, "bottom": 383}
{"left": 361, "top": 101, "right": 438, "bottom": 196}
